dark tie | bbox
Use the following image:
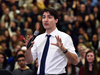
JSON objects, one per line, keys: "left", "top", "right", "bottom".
{"left": 40, "top": 35, "right": 51, "bottom": 75}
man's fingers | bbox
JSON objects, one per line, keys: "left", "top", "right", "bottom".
{"left": 23, "top": 43, "right": 26, "bottom": 46}
{"left": 55, "top": 35, "right": 59, "bottom": 42}
{"left": 51, "top": 43, "right": 57, "bottom": 46}
{"left": 23, "top": 35, "right": 33, "bottom": 46}
{"left": 23, "top": 38, "right": 28, "bottom": 46}
{"left": 53, "top": 35, "right": 63, "bottom": 47}
{"left": 26, "top": 35, "right": 30, "bottom": 40}
{"left": 55, "top": 35, "right": 62, "bottom": 44}
{"left": 23, "top": 38, "right": 26, "bottom": 42}
{"left": 59, "top": 38, "right": 62, "bottom": 43}
{"left": 29, "top": 35, "right": 33, "bottom": 41}
{"left": 55, "top": 35, "right": 61, "bottom": 42}
{"left": 55, "top": 36, "right": 57, "bottom": 40}
{"left": 57, "top": 36, "right": 61, "bottom": 42}
{"left": 31, "top": 41, "right": 34, "bottom": 44}
{"left": 28, "top": 41, "right": 35, "bottom": 49}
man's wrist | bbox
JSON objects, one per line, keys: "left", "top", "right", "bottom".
{"left": 60, "top": 45, "right": 68, "bottom": 54}
{"left": 63, "top": 49, "right": 68, "bottom": 54}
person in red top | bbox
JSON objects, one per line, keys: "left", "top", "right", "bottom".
{"left": 16, "top": 27, "right": 24, "bottom": 41}
{"left": 79, "top": 50, "right": 100, "bottom": 75}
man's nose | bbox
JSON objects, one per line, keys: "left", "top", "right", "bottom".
{"left": 44, "top": 17, "right": 48, "bottom": 21}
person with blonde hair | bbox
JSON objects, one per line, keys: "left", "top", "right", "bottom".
{"left": 76, "top": 43, "right": 87, "bottom": 68}
{"left": 0, "top": 45, "right": 4, "bottom": 53}
{"left": 26, "top": 29, "right": 33, "bottom": 35}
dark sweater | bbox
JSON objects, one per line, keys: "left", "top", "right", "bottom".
{"left": 12, "top": 68, "right": 33, "bottom": 75}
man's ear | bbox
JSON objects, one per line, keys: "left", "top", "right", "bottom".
{"left": 55, "top": 19, "right": 58, "bottom": 23}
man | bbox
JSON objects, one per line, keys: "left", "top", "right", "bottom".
{"left": 12, "top": 54, "right": 33, "bottom": 75}
{"left": 77, "top": 4, "right": 89, "bottom": 22}
{"left": 86, "top": 0, "right": 93, "bottom": 14}
{"left": 24, "top": 8, "right": 78, "bottom": 75}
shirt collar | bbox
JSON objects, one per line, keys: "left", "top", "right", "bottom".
{"left": 44, "top": 28, "right": 58, "bottom": 37}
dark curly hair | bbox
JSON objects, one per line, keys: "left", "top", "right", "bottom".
{"left": 41, "top": 8, "right": 59, "bottom": 20}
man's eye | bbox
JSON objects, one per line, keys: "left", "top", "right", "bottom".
{"left": 49, "top": 17, "right": 51, "bottom": 18}
{"left": 42, "top": 16, "right": 45, "bottom": 19}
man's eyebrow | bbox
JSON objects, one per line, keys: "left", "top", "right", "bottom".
{"left": 42, "top": 15, "right": 52, "bottom": 16}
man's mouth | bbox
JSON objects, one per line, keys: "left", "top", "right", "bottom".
{"left": 44, "top": 23, "right": 49, "bottom": 25}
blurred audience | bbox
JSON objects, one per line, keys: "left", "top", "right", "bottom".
{"left": 66, "top": 60, "right": 79, "bottom": 75}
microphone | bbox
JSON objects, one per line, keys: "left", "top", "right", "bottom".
{"left": 27, "top": 30, "right": 39, "bottom": 49}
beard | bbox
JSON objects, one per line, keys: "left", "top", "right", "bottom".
{"left": 20, "top": 64, "right": 26, "bottom": 68}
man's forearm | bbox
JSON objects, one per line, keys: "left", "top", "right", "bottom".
{"left": 65, "top": 51, "right": 78, "bottom": 65}
{"left": 61, "top": 46, "right": 78, "bottom": 65}
{"left": 26, "top": 49, "right": 33, "bottom": 64}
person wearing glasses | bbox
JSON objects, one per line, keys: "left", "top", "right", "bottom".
{"left": 12, "top": 54, "right": 33, "bottom": 75}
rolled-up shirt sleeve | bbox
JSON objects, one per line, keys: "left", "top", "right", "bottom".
{"left": 31, "top": 42, "right": 37, "bottom": 61}
{"left": 63, "top": 35, "right": 77, "bottom": 55}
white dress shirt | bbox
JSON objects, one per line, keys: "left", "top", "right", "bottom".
{"left": 31, "top": 28, "right": 77, "bottom": 74}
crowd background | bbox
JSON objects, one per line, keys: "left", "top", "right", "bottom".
{"left": 0, "top": 0, "right": 100, "bottom": 75}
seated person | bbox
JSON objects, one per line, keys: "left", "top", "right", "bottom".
{"left": 79, "top": 50, "right": 100, "bottom": 75}
{"left": 12, "top": 54, "right": 33, "bottom": 75}
{"left": 0, "top": 53, "right": 11, "bottom": 71}
{"left": 66, "top": 60, "right": 79, "bottom": 75}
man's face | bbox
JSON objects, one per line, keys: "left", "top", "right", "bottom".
{"left": 92, "top": 35, "right": 98, "bottom": 42}
{"left": 80, "top": 4, "right": 85, "bottom": 12}
{"left": 18, "top": 57, "right": 26, "bottom": 68}
{"left": 42, "top": 12, "right": 58, "bottom": 31}
{"left": 5, "top": 8, "right": 9, "bottom": 14}
{"left": 64, "top": 15, "right": 69, "bottom": 22}
{"left": 87, "top": 0, "right": 91, "bottom": 5}
{"left": 0, "top": 43, "right": 6, "bottom": 48}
